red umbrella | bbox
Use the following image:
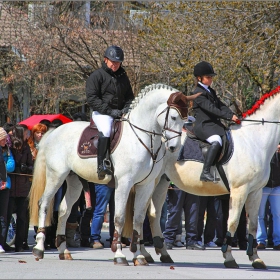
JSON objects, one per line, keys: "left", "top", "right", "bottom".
{"left": 19, "top": 114, "right": 73, "bottom": 130}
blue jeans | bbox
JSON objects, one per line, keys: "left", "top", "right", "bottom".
{"left": 90, "top": 184, "right": 114, "bottom": 242}
{"left": 257, "top": 186, "right": 280, "bottom": 246}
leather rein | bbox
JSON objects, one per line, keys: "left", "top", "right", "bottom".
{"left": 121, "top": 106, "right": 182, "bottom": 184}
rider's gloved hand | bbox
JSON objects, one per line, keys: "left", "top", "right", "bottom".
{"left": 110, "top": 109, "right": 122, "bottom": 118}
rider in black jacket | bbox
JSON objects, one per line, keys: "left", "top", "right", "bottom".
{"left": 86, "top": 45, "right": 134, "bottom": 179}
{"left": 191, "top": 61, "right": 238, "bottom": 182}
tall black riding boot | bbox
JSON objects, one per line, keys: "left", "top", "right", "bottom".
{"left": 200, "top": 141, "right": 221, "bottom": 182}
{"left": 97, "top": 134, "right": 113, "bottom": 179}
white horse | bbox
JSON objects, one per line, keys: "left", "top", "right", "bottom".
{"left": 28, "top": 83, "right": 199, "bottom": 265}
{"left": 128, "top": 86, "right": 280, "bottom": 269}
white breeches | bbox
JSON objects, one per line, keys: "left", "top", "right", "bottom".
{"left": 92, "top": 111, "right": 113, "bottom": 137}
{"left": 206, "top": 134, "right": 222, "bottom": 146}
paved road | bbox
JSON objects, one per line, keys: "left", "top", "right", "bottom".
{"left": 1, "top": 227, "right": 280, "bottom": 279}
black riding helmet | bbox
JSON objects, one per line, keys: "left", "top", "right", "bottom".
{"left": 104, "top": 45, "right": 124, "bottom": 62}
{"left": 193, "top": 61, "right": 217, "bottom": 77}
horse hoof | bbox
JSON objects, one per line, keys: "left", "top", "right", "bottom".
{"left": 114, "top": 257, "right": 129, "bottom": 266}
{"left": 224, "top": 260, "right": 239, "bottom": 268}
{"left": 160, "top": 255, "right": 174, "bottom": 263}
{"left": 133, "top": 257, "right": 149, "bottom": 266}
{"left": 59, "top": 253, "right": 73, "bottom": 260}
{"left": 144, "top": 255, "right": 155, "bottom": 263}
{"left": 32, "top": 248, "right": 44, "bottom": 259}
{"left": 252, "top": 260, "right": 267, "bottom": 270}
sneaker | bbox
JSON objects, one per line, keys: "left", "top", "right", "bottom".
{"left": 257, "top": 243, "right": 266, "bottom": 249}
{"left": 166, "top": 242, "right": 173, "bottom": 250}
{"left": 186, "top": 241, "right": 205, "bottom": 250}
{"left": 205, "top": 241, "right": 218, "bottom": 247}
{"left": 273, "top": 244, "right": 280, "bottom": 250}
{"left": 173, "top": 240, "right": 184, "bottom": 247}
{"left": 90, "top": 241, "right": 104, "bottom": 249}
{"left": 0, "top": 245, "right": 5, "bottom": 254}
{"left": 197, "top": 241, "right": 204, "bottom": 246}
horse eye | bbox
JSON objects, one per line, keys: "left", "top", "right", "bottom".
{"left": 171, "top": 116, "right": 176, "bottom": 120}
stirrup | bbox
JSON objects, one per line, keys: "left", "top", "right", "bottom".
{"left": 213, "top": 168, "right": 220, "bottom": 184}
{"left": 97, "top": 160, "right": 113, "bottom": 179}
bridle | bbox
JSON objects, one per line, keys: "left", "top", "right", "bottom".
{"left": 120, "top": 105, "right": 183, "bottom": 184}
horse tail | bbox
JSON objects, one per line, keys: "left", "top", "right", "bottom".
{"left": 28, "top": 145, "right": 54, "bottom": 227}
{"left": 28, "top": 148, "right": 46, "bottom": 226}
{"left": 122, "top": 186, "right": 135, "bottom": 238}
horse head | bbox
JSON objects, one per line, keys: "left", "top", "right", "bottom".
{"left": 159, "top": 91, "right": 202, "bottom": 152}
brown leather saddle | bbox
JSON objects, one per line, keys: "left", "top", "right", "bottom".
{"left": 77, "top": 119, "right": 123, "bottom": 159}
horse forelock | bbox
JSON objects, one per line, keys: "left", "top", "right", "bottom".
{"left": 242, "top": 86, "right": 280, "bottom": 119}
{"left": 130, "top": 83, "right": 178, "bottom": 111}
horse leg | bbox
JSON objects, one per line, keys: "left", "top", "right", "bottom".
{"left": 131, "top": 181, "right": 157, "bottom": 266}
{"left": 33, "top": 180, "right": 63, "bottom": 259}
{"left": 147, "top": 174, "right": 174, "bottom": 263}
{"left": 56, "top": 174, "right": 83, "bottom": 260}
{"left": 221, "top": 187, "right": 247, "bottom": 269}
{"left": 112, "top": 183, "right": 131, "bottom": 266}
{"left": 245, "top": 189, "right": 267, "bottom": 269}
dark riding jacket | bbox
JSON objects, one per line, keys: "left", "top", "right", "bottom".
{"left": 86, "top": 62, "right": 134, "bottom": 118}
{"left": 191, "top": 84, "right": 234, "bottom": 141}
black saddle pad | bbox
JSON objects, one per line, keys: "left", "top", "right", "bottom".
{"left": 177, "top": 130, "right": 234, "bottom": 165}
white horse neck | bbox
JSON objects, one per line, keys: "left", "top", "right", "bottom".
{"left": 232, "top": 89, "right": 280, "bottom": 160}
{"left": 129, "top": 84, "right": 176, "bottom": 131}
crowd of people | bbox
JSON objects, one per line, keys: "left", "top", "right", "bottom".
{"left": 0, "top": 46, "right": 279, "bottom": 257}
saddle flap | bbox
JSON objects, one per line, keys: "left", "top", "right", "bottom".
{"left": 77, "top": 120, "right": 123, "bottom": 158}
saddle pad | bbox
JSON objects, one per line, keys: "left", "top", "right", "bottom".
{"left": 177, "top": 130, "right": 234, "bottom": 165}
{"left": 77, "top": 120, "right": 123, "bottom": 159}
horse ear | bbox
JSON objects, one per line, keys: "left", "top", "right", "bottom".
{"left": 185, "top": 92, "right": 202, "bottom": 100}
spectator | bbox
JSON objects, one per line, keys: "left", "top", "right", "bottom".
{"left": 164, "top": 182, "right": 204, "bottom": 250}
{"left": 197, "top": 196, "right": 218, "bottom": 247}
{"left": 7, "top": 125, "right": 33, "bottom": 252}
{"left": 39, "top": 119, "right": 51, "bottom": 130}
{"left": 2, "top": 123, "right": 14, "bottom": 148}
{"left": 257, "top": 144, "right": 280, "bottom": 250}
{"left": 89, "top": 184, "right": 114, "bottom": 249}
{"left": 28, "top": 123, "right": 48, "bottom": 161}
{"left": 0, "top": 127, "right": 15, "bottom": 253}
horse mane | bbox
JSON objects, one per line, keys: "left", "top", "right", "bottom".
{"left": 242, "top": 86, "right": 280, "bottom": 118}
{"left": 129, "top": 83, "right": 178, "bottom": 111}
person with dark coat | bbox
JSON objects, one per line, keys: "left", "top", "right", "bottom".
{"left": 191, "top": 61, "right": 239, "bottom": 182}
{"left": 86, "top": 45, "right": 134, "bottom": 179}
{"left": 6, "top": 125, "right": 33, "bottom": 252}
{"left": 256, "top": 144, "right": 280, "bottom": 250}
